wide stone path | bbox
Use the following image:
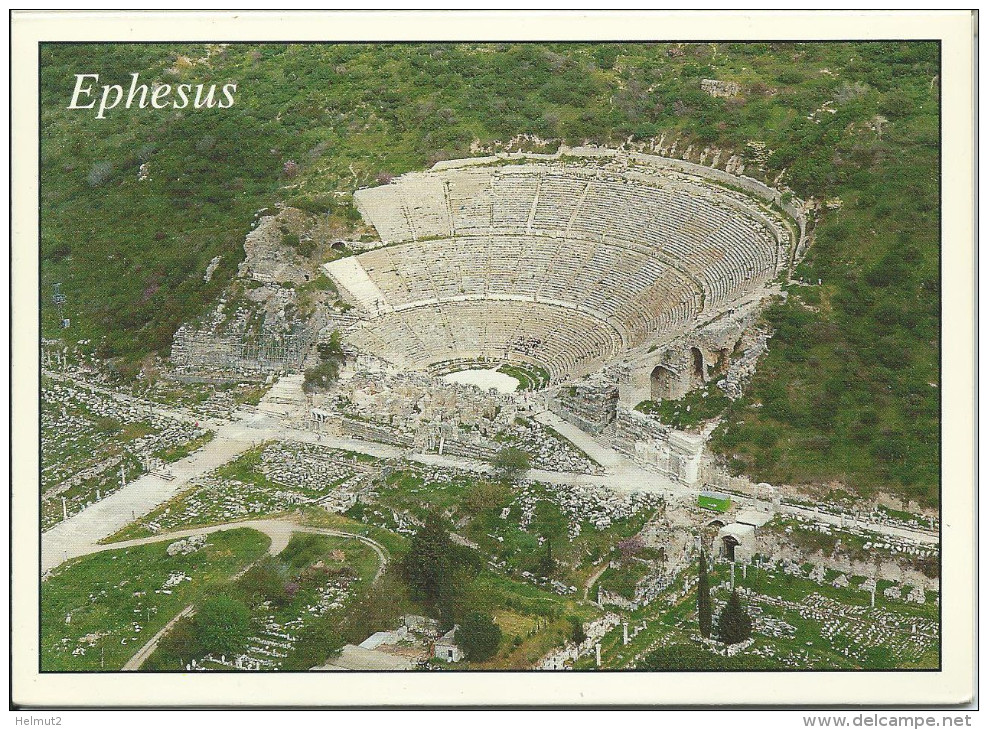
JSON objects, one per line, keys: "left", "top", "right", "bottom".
{"left": 41, "top": 430, "right": 255, "bottom": 574}
{"left": 533, "top": 410, "right": 628, "bottom": 469}
{"left": 42, "top": 376, "right": 938, "bottom": 575}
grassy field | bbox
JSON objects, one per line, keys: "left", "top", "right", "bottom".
{"left": 41, "top": 41, "right": 938, "bottom": 504}
{"left": 143, "top": 531, "right": 383, "bottom": 671}
{"left": 580, "top": 558, "right": 938, "bottom": 671}
{"left": 41, "top": 528, "right": 270, "bottom": 671}
{"left": 497, "top": 363, "right": 551, "bottom": 391}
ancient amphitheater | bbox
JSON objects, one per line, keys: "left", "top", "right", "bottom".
{"left": 326, "top": 147, "right": 807, "bottom": 403}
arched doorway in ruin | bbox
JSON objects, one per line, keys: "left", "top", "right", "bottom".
{"left": 690, "top": 347, "right": 705, "bottom": 385}
{"left": 721, "top": 534, "right": 740, "bottom": 562}
{"left": 650, "top": 365, "right": 675, "bottom": 401}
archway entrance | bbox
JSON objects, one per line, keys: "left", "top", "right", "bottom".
{"left": 650, "top": 365, "right": 676, "bottom": 401}
{"left": 721, "top": 535, "right": 740, "bottom": 562}
{"left": 690, "top": 347, "right": 705, "bottom": 386}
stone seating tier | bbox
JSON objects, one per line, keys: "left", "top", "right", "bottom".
{"left": 345, "top": 300, "right": 624, "bottom": 379}
{"left": 343, "top": 161, "right": 792, "bottom": 378}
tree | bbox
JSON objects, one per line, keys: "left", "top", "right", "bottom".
{"left": 400, "top": 509, "right": 456, "bottom": 606}
{"left": 458, "top": 611, "right": 502, "bottom": 662}
{"left": 569, "top": 616, "right": 586, "bottom": 645}
{"left": 717, "top": 590, "right": 753, "bottom": 645}
{"left": 536, "top": 540, "right": 556, "bottom": 578}
{"left": 697, "top": 551, "right": 712, "bottom": 639}
{"left": 490, "top": 446, "right": 531, "bottom": 484}
{"left": 304, "top": 330, "right": 345, "bottom": 393}
{"left": 193, "top": 594, "right": 251, "bottom": 657}
{"left": 532, "top": 500, "right": 567, "bottom": 543}
{"left": 399, "top": 508, "right": 486, "bottom": 628}
{"left": 342, "top": 573, "right": 410, "bottom": 644}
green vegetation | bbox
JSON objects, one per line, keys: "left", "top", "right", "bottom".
{"left": 497, "top": 362, "right": 550, "bottom": 391}
{"left": 636, "top": 378, "right": 732, "bottom": 429}
{"left": 304, "top": 330, "right": 345, "bottom": 393}
{"left": 193, "top": 594, "right": 252, "bottom": 657}
{"left": 490, "top": 446, "right": 532, "bottom": 484}
{"left": 697, "top": 552, "right": 712, "bottom": 638}
{"left": 41, "top": 375, "right": 215, "bottom": 529}
{"left": 717, "top": 590, "right": 753, "bottom": 645}
{"left": 386, "top": 506, "right": 606, "bottom": 668}
{"left": 597, "top": 560, "right": 650, "bottom": 601}
{"left": 41, "top": 528, "right": 270, "bottom": 671}
{"left": 42, "top": 42, "right": 939, "bottom": 499}
{"left": 635, "top": 643, "right": 778, "bottom": 671}
{"left": 399, "top": 509, "right": 482, "bottom": 627}
{"left": 458, "top": 611, "right": 503, "bottom": 661}
{"left": 152, "top": 430, "right": 214, "bottom": 462}
{"left": 353, "top": 466, "right": 657, "bottom": 588}
{"left": 759, "top": 515, "right": 939, "bottom": 579}
{"left": 584, "top": 557, "right": 938, "bottom": 671}
{"left": 147, "top": 530, "right": 383, "bottom": 671}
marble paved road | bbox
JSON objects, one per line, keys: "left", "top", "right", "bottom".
{"left": 41, "top": 429, "right": 253, "bottom": 574}
{"left": 42, "top": 379, "right": 937, "bottom": 576}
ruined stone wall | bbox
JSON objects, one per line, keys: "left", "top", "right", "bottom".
{"left": 549, "top": 380, "right": 618, "bottom": 434}
{"left": 610, "top": 408, "right": 704, "bottom": 485}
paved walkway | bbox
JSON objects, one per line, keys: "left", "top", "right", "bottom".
{"left": 41, "top": 431, "right": 254, "bottom": 573}
{"left": 781, "top": 504, "right": 938, "bottom": 545}
{"left": 121, "top": 604, "right": 196, "bottom": 671}
{"left": 534, "top": 410, "right": 627, "bottom": 469}
{"left": 42, "top": 376, "right": 938, "bottom": 575}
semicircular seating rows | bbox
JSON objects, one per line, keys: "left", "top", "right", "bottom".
{"left": 329, "top": 161, "right": 789, "bottom": 380}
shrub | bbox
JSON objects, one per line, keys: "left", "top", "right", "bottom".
{"left": 234, "top": 556, "right": 288, "bottom": 606}
{"left": 458, "top": 611, "right": 501, "bottom": 662}
{"left": 87, "top": 161, "right": 114, "bottom": 187}
{"left": 282, "top": 617, "right": 344, "bottom": 670}
{"left": 490, "top": 446, "right": 531, "bottom": 484}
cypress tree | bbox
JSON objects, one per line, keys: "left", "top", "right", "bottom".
{"left": 717, "top": 589, "right": 753, "bottom": 645}
{"left": 697, "top": 551, "right": 712, "bottom": 638}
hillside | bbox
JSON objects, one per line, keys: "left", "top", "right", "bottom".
{"left": 40, "top": 42, "right": 940, "bottom": 502}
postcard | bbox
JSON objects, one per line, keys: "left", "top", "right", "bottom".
{"left": 10, "top": 9, "right": 976, "bottom": 708}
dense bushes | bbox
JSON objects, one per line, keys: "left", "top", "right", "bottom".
{"left": 42, "top": 41, "right": 940, "bottom": 502}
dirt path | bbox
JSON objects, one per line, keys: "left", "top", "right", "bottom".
{"left": 42, "top": 376, "right": 938, "bottom": 576}
{"left": 121, "top": 604, "right": 196, "bottom": 671}
{"left": 109, "top": 518, "right": 390, "bottom": 671}
{"left": 583, "top": 561, "right": 610, "bottom": 601}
